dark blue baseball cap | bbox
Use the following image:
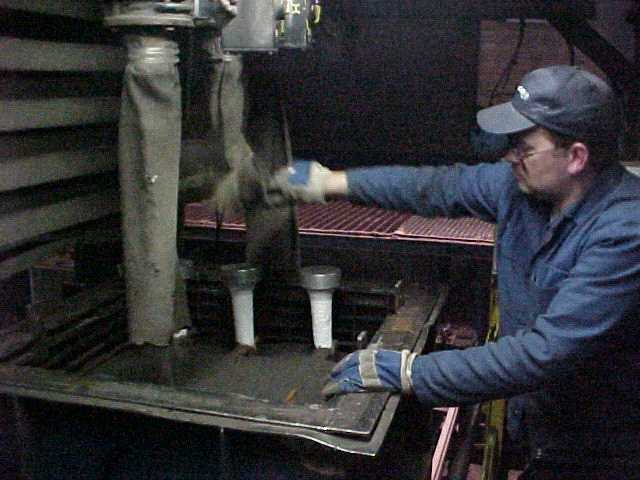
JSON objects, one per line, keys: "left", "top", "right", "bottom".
{"left": 477, "top": 65, "right": 621, "bottom": 140}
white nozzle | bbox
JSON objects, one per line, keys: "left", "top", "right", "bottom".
{"left": 219, "top": 263, "right": 260, "bottom": 348}
{"left": 308, "top": 289, "right": 334, "bottom": 349}
{"left": 230, "top": 287, "right": 255, "bottom": 347}
{"left": 300, "top": 266, "right": 341, "bottom": 350}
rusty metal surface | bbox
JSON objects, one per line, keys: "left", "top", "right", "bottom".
{"left": 0, "top": 283, "right": 446, "bottom": 455}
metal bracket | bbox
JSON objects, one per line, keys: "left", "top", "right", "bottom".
{"left": 105, "top": 0, "right": 320, "bottom": 50}
{"left": 104, "top": 1, "right": 223, "bottom": 28}
{"left": 193, "top": 0, "right": 218, "bottom": 19}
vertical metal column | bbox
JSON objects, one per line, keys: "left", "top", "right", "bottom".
{"left": 119, "top": 34, "right": 182, "bottom": 346}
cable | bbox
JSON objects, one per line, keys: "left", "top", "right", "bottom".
{"left": 568, "top": 40, "right": 576, "bottom": 65}
{"left": 488, "top": 17, "right": 527, "bottom": 105}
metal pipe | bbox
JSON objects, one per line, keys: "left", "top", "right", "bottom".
{"left": 119, "top": 34, "right": 182, "bottom": 346}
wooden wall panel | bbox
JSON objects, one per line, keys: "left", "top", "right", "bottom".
{"left": 477, "top": 19, "right": 604, "bottom": 108}
{"left": 0, "top": 188, "right": 120, "bottom": 251}
{"left": 0, "top": 37, "right": 126, "bottom": 72}
{"left": 0, "top": 1, "right": 122, "bottom": 267}
{"left": 1, "top": 148, "right": 118, "bottom": 192}
{"left": 1, "top": 98, "right": 120, "bottom": 132}
{"left": 0, "top": 1, "right": 103, "bottom": 20}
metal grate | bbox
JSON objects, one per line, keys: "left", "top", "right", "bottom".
{"left": 393, "top": 215, "right": 494, "bottom": 246}
{"left": 184, "top": 201, "right": 494, "bottom": 245}
{"left": 0, "top": 283, "right": 128, "bottom": 373}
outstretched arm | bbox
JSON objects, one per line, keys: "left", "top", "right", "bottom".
{"left": 274, "top": 159, "right": 511, "bottom": 222}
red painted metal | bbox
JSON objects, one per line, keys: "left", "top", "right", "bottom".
{"left": 431, "top": 407, "right": 460, "bottom": 480}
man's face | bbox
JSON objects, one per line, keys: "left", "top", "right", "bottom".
{"left": 505, "top": 127, "right": 570, "bottom": 203}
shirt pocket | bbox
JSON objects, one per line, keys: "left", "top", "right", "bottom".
{"left": 531, "top": 261, "right": 570, "bottom": 312}
{"left": 498, "top": 253, "right": 538, "bottom": 331}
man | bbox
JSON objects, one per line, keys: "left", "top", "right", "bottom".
{"left": 276, "top": 65, "right": 640, "bottom": 478}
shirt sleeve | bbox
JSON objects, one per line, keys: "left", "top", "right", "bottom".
{"left": 408, "top": 209, "right": 640, "bottom": 406}
{"left": 346, "top": 161, "right": 512, "bottom": 222}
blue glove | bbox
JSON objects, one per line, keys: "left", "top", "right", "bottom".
{"left": 321, "top": 349, "right": 417, "bottom": 399}
{"left": 272, "top": 159, "right": 332, "bottom": 203}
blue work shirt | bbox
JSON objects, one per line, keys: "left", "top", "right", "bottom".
{"left": 347, "top": 160, "right": 640, "bottom": 461}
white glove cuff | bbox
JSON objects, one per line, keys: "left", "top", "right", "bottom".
{"left": 400, "top": 349, "right": 417, "bottom": 394}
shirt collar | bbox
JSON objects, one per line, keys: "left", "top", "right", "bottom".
{"left": 558, "top": 162, "right": 624, "bottom": 226}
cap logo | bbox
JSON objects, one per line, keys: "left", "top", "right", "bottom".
{"left": 517, "top": 85, "right": 530, "bottom": 101}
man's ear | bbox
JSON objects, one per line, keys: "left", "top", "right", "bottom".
{"left": 567, "top": 142, "right": 589, "bottom": 175}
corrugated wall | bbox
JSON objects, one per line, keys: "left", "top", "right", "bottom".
{"left": 0, "top": 1, "right": 124, "bottom": 279}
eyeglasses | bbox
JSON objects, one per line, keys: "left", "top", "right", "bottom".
{"left": 509, "top": 145, "right": 559, "bottom": 162}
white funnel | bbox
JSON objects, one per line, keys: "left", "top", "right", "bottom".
{"left": 219, "top": 263, "right": 261, "bottom": 348}
{"left": 300, "top": 266, "right": 341, "bottom": 349}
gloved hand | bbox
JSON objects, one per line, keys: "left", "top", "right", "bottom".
{"left": 271, "top": 159, "right": 333, "bottom": 204}
{"left": 321, "top": 348, "right": 418, "bottom": 399}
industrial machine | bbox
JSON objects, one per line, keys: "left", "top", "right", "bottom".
{"left": 0, "top": 205, "right": 493, "bottom": 478}
{"left": 0, "top": 1, "right": 637, "bottom": 478}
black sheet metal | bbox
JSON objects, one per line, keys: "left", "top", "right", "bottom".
{"left": 0, "top": 284, "right": 446, "bottom": 455}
